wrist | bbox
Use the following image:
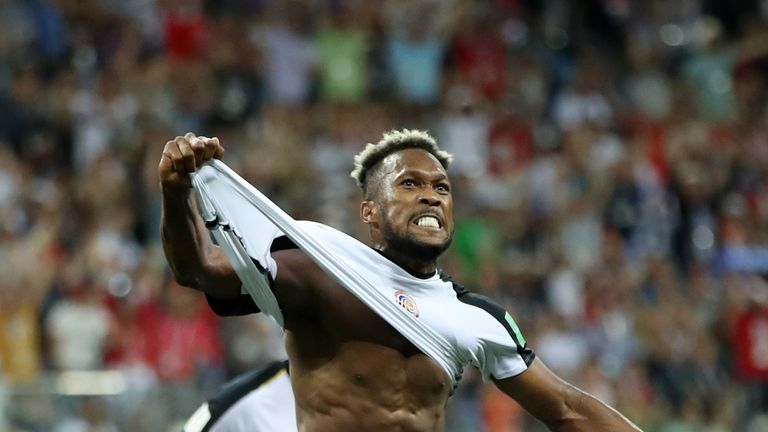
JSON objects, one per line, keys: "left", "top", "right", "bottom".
{"left": 161, "top": 182, "right": 193, "bottom": 200}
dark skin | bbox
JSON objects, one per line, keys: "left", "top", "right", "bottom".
{"left": 160, "top": 133, "right": 641, "bottom": 431}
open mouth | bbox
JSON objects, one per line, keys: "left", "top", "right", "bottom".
{"left": 413, "top": 215, "right": 442, "bottom": 229}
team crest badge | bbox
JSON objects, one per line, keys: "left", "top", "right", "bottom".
{"left": 394, "top": 290, "right": 419, "bottom": 317}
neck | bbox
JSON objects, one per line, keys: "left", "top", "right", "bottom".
{"left": 373, "top": 246, "right": 438, "bottom": 279}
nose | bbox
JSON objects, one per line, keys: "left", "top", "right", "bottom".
{"left": 419, "top": 193, "right": 441, "bottom": 207}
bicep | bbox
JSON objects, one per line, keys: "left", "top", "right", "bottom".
{"left": 495, "top": 359, "right": 642, "bottom": 431}
{"left": 493, "top": 358, "right": 573, "bottom": 425}
{"left": 201, "top": 238, "right": 314, "bottom": 318}
{"left": 199, "top": 233, "right": 295, "bottom": 300}
{"left": 190, "top": 245, "right": 242, "bottom": 299}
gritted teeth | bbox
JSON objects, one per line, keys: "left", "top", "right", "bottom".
{"left": 415, "top": 216, "right": 441, "bottom": 228}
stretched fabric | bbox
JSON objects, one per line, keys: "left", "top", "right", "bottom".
{"left": 190, "top": 160, "right": 465, "bottom": 385}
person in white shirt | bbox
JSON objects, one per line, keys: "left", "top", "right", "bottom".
{"left": 183, "top": 361, "right": 295, "bottom": 432}
{"left": 160, "top": 129, "right": 640, "bottom": 431}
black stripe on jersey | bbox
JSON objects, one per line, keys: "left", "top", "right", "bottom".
{"left": 441, "top": 272, "right": 535, "bottom": 368}
{"left": 202, "top": 360, "right": 290, "bottom": 431}
{"left": 271, "top": 235, "right": 298, "bottom": 252}
{"left": 262, "top": 235, "right": 297, "bottom": 290}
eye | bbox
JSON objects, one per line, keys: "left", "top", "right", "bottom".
{"left": 402, "top": 179, "right": 416, "bottom": 187}
{"left": 436, "top": 183, "right": 450, "bottom": 193}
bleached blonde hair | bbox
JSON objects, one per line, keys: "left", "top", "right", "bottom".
{"left": 350, "top": 129, "right": 453, "bottom": 194}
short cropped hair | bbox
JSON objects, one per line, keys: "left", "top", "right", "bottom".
{"left": 350, "top": 129, "right": 453, "bottom": 195}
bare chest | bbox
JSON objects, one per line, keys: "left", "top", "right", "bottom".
{"left": 283, "top": 264, "right": 452, "bottom": 430}
{"left": 286, "top": 275, "right": 451, "bottom": 394}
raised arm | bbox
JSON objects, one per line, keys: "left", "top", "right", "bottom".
{"left": 494, "top": 358, "right": 642, "bottom": 432}
{"left": 159, "top": 133, "right": 241, "bottom": 299}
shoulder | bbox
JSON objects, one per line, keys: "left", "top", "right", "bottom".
{"left": 268, "top": 236, "right": 328, "bottom": 324}
{"left": 440, "top": 272, "right": 507, "bottom": 322}
{"left": 269, "top": 235, "right": 312, "bottom": 283}
{"left": 440, "top": 271, "right": 529, "bottom": 349}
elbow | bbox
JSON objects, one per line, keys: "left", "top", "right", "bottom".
{"left": 174, "top": 275, "right": 198, "bottom": 289}
{"left": 169, "top": 268, "right": 200, "bottom": 289}
{"left": 540, "top": 385, "right": 589, "bottom": 430}
{"left": 169, "top": 263, "right": 241, "bottom": 300}
{"left": 165, "top": 260, "right": 207, "bottom": 290}
{"left": 562, "top": 385, "right": 588, "bottom": 417}
{"left": 547, "top": 386, "right": 640, "bottom": 432}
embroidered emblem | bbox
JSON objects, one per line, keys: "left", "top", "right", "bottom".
{"left": 394, "top": 290, "right": 419, "bottom": 317}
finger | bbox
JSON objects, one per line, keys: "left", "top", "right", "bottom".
{"left": 159, "top": 149, "right": 172, "bottom": 168}
{"left": 176, "top": 138, "right": 197, "bottom": 172}
{"left": 184, "top": 131, "right": 196, "bottom": 140}
{"left": 212, "top": 137, "right": 225, "bottom": 159}
{"left": 164, "top": 140, "right": 185, "bottom": 173}
{"left": 200, "top": 137, "right": 216, "bottom": 161}
{"left": 189, "top": 136, "right": 206, "bottom": 165}
{"left": 160, "top": 140, "right": 177, "bottom": 165}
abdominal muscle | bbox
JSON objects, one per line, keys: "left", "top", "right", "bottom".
{"left": 288, "top": 341, "right": 451, "bottom": 432}
{"left": 274, "top": 251, "right": 454, "bottom": 431}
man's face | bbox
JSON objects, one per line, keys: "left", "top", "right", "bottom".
{"left": 364, "top": 149, "right": 454, "bottom": 261}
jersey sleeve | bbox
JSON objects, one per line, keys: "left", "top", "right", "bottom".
{"left": 205, "top": 294, "right": 261, "bottom": 317}
{"left": 457, "top": 291, "right": 536, "bottom": 381}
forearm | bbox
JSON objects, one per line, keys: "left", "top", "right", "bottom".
{"left": 160, "top": 186, "right": 239, "bottom": 298}
{"left": 547, "top": 386, "right": 641, "bottom": 432}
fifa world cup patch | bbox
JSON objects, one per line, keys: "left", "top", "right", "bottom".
{"left": 394, "top": 290, "right": 420, "bottom": 317}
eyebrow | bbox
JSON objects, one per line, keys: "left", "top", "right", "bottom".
{"left": 396, "top": 170, "right": 450, "bottom": 182}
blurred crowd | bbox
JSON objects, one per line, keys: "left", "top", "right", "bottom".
{"left": 1, "top": 0, "right": 768, "bottom": 431}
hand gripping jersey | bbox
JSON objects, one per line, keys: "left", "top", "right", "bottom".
{"left": 192, "top": 160, "right": 535, "bottom": 387}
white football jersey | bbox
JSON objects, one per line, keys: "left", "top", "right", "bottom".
{"left": 210, "top": 221, "right": 535, "bottom": 383}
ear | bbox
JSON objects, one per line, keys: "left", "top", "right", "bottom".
{"left": 360, "top": 200, "right": 378, "bottom": 226}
